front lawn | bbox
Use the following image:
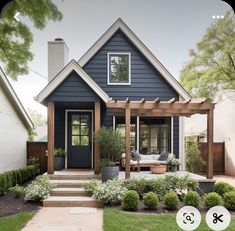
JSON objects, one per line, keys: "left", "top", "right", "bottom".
{"left": 0, "top": 212, "right": 34, "bottom": 231}
{"left": 104, "top": 208, "right": 235, "bottom": 231}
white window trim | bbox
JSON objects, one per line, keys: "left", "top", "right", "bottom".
{"left": 107, "top": 52, "right": 131, "bottom": 85}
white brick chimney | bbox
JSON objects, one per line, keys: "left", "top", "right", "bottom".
{"left": 48, "top": 38, "right": 69, "bottom": 82}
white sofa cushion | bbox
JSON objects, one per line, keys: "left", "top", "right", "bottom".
{"left": 152, "top": 154, "right": 160, "bottom": 160}
{"left": 139, "top": 160, "right": 159, "bottom": 164}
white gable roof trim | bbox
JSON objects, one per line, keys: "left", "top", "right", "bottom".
{"left": 36, "top": 60, "right": 110, "bottom": 104}
{"left": 0, "top": 68, "right": 33, "bottom": 129}
{"left": 78, "top": 18, "right": 191, "bottom": 100}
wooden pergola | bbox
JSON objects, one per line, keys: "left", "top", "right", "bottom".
{"left": 106, "top": 97, "right": 215, "bottom": 179}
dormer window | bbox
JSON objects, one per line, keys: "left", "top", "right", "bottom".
{"left": 107, "top": 53, "right": 131, "bottom": 85}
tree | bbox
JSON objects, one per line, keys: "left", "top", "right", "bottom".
{"left": 185, "top": 136, "right": 205, "bottom": 174}
{"left": 0, "top": 0, "right": 62, "bottom": 80}
{"left": 180, "top": 11, "right": 235, "bottom": 100}
{"left": 27, "top": 108, "right": 46, "bottom": 126}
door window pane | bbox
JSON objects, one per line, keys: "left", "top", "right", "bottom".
{"left": 72, "top": 126, "right": 80, "bottom": 135}
{"left": 81, "top": 136, "right": 89, "bottom": 146}
{"left": 81, "top": 126, "right": 89, "bottom": 135}
{"left": 72, "top": 136, "right": 80, "bottom": 146}
{"left": 72, "top": 115, "right": 80, "bottom": 125}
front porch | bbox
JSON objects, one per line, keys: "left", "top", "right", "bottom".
{"left": 46, "top": 98, "right": 215, "bottom": 179}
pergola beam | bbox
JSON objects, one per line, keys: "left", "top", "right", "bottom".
{"left": 106, "top": 102, "right": 214, "bottom": 110}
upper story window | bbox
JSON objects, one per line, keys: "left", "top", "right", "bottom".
{"left": 107, "top": 53, "right": 131, "bottom": 85}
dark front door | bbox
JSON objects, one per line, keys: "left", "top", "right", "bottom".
{"left": 67, "top": 111, "right": 92, "bottom": 168}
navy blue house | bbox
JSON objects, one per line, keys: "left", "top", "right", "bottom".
{"left": 37, "top": 19, "right": 191, "bottom": 174}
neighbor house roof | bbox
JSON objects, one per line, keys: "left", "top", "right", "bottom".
{"left": 214, "top": 89, "right": 235, "bottom": 104}
{"left": 0, "top": 67, "right": 34, "bottom": 129}
{"left": 78, "top": 18, "right": 191, "bottom": 100}
{"left": 36, "top": 60, "right": 110, "bottom": 104}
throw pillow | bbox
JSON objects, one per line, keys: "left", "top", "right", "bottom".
{"left": 132, "top": 151, "right": 141, "bottom": 161}
{"left": 158, "top": 151, "right": 169, "bottom": 161}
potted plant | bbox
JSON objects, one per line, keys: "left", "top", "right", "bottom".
{"left": 54, "top": 148, "right": 65, "bottom": 170}
{"left": 96, "top": 127, "right": 124, "bottom": 182}
{"left": 169, "top": 158, "right": 180, "bottom": 172}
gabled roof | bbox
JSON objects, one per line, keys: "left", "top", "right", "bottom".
{"left": 0, "top": 67, "right": 33, "bottom": 129}
{"left": 214, "top": 89, "right": 235, "bottom": 104}
{"left": 36, "top": 60, "right": 110, "bottom": 104}
{"left": 78, "top": 18, "right": 191, "bottom": 100}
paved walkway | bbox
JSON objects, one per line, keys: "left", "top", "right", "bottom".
{"left": 214, "top": 175, "right": 235, "bottom": 187}
{"left": 21, "top": 207, "right": 103, "bottom": 231}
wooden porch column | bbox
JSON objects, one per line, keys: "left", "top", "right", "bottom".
{"left": 47, "top": 102, "right": 54, "bottom": 174}
{"left": 207, "top": 109, "right": 214, "bottom": 179}
{"left": 94, "top": 101, "right": 101, "bottom": 174}
{"left": 125, "top": 107, "right": 131, "bottom": 179}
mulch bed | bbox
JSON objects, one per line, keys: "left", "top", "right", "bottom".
{"left": 0, "top": 180, "right": 42, "bottom": 217}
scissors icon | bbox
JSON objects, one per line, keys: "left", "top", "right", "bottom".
{"left": 213, "top": 213, "right": 223, "bottom": 224}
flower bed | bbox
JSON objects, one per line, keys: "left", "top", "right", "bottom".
{"left": 85, "top": 176, "right": 235, "bottom": 213}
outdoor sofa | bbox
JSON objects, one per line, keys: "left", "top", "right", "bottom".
{"left": 120, "top": 151, "right": 175, "bottom": 172}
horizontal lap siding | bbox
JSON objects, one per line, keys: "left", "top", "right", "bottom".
{"left": 48, "top": 71, "right": 99, "bottom": 102}
{"left": 84, "top": 29, "right": 179, "bottom": 155}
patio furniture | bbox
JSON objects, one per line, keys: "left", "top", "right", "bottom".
{"left": 151, "top": 164, "right": 167, "bottom": 174}
{"left": 120, "top": 152, "right": 174, "bottom": 172}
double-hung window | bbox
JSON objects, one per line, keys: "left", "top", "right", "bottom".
{"left": 107, "top": 53, "right": 131, "bottom": 85}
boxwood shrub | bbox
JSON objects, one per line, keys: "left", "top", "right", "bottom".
{"left": 223, "top": 191, "right": 235, "bottom": 210}
{"left": 122, "top": 190, "right": 139, "bottom": 211}
{"left": 0, "top": 165, "right": 38, "bottom": 195}
{"left": 143, "top": 192, "right": 159, "bottom": 209}
{"left": 184, "top": 191, "right": 200, "bottom": 207}
{"left": 163, "top": 192, "right": 179, "bottom": 210}
{"left": 204, "top": 192, "right": 223, "bottom": 208}
{"left": 214, "top": 182, "right": 235, "bottom": 196}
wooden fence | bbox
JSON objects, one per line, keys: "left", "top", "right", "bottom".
{"left": 198, "top": 142, "right": 225, "bottom": 174}
{"left": 27, "top": 142, "right": 47, "bottom": 173}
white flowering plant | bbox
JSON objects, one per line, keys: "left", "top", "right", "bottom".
{"left": 24, "top": 175, "right": 55, "bottom": 202}
{"left": 93, "top": 180, "right": 127, "bottom": 205}
{"left": 175, "top": 187, "right": 188, "bottom": 201}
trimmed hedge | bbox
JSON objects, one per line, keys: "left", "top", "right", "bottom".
{"left": 0, "top": 165, "right": 38, "bottom": 195}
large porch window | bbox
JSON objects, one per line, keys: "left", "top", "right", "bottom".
{"left": 139, "top": 118, "right": 171, "bottom": 154}
{"left": 114, "top": 117, "right": 171, "bottom": 154}
{"left": 115, "top": 117, "right": 136, "bottom": 150}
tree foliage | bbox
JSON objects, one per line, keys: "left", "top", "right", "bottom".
{"left": 180, "top": 11, "right": 235, "bottom": 100}
{"left": 0, "top": 0, "right": 63, "bottom": 80}
{"left": 27, "top": 108, "right": 46, "bottom": 126}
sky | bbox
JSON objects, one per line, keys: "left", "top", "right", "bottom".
{"left": 5, "top": 0, "right": 233, "bottom": 116}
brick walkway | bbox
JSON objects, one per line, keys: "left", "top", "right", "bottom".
{"left": 21, "top": 207, "right": 103, "bottom": 231}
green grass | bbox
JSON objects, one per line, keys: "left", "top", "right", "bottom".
{"left": 0, "top": 212, "right": 34, "bottom": 231}
{"left": 104, "top": 208, "right": 235, "bottom": 231}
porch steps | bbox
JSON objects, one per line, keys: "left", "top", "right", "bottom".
{"left": 49, "top": 179, "right": 91, "bottom": 188}
{"left": 48, "top": 174, "right": 101, "bottom": 181}
{"left": 50, "top": 187, "right": 89, "bottom": 196}
{"left": 43, "top": 196, "right": 102, "bottom": 208}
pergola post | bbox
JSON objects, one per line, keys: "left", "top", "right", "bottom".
{"left": 47, "top": 102, "right": 54, "bottom": 174}
{"left": 207, "top": 109, "right": 214, "bottom": 179}
{"left": 94, "top": 101, "right": 101, "bottom": 174}
{"left": 125, "top": 106, "right": 131, "bottom": 179}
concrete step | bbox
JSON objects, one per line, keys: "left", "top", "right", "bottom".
{"left": 51, "top": 188, "right": 89, "bottom": 196}
{"left": 43, "top": 196, "right": 102, "bottom": 208}
{"left": 48, "top": 174, "right": 101, "bottom": 181}
{"left": 49, "top": 180, "right": 90, "bottom": 188}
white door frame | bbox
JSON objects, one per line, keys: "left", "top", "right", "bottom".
{"left": 65, "top": 109, "right": 94, "bottom": 169}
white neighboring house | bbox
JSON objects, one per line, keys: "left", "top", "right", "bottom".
{"left": 185, "top": 89, "right": 235, "bottom": 176}
{"left": 0, "top": 68, "right": 33, "bottom": 173}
